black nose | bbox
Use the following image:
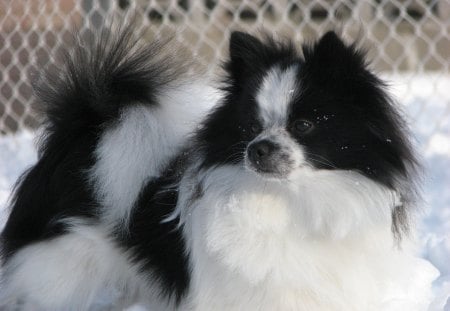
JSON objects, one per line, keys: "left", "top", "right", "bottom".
{"left": 248, "top": 140, "right": 278, "bottom": 168}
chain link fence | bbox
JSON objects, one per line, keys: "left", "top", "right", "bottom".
{"left": 1, "top": 0, "right": 449, "bottom": 137}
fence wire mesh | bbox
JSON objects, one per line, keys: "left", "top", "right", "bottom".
{"left": 0, "top": 0, "right": 449, "bottom": 139}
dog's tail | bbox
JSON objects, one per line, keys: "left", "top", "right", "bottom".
{"left": 2, "top": 22, "right": 218, "bottom": 257}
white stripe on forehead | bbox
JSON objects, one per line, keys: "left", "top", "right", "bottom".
{"left": 256, "top": 65, "right": 298, "bottom": 127}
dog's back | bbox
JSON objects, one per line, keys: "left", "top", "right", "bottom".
{"left": 0, "top": 24, "right": 217, "bottom": 310}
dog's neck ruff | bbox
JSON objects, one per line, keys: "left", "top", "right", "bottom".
{"left": 174, "top": 164, "right": 419, "bottom": 310}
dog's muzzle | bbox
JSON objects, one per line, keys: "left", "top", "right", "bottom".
{"left": 247, "top": 139, "right": 282, "bottom": 174}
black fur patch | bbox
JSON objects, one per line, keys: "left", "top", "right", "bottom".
{"left": 117, "top": 155, "right": 190, "bottom": 303}
{"left": 1, "top": 133, "right": 99, "bottom": 259}
{"left": 295, "top": 31, "right": 417, "bottom": 189}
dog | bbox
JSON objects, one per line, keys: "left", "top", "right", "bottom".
{"left": 0, "top": 24, "right": 435, "bottom": 310}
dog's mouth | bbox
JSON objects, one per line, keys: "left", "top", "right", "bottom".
{"left": 245, "top": 161, "right": 287, "bottom": 179}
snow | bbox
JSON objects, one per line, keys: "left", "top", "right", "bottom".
{"left": 0, "top": 130, "right": 37, "bottom": 227}
{"left": 0, "top": 74, "right": 449, "bottom": 310}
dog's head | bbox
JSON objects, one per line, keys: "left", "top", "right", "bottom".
{"left": 195, "top": 31, "right": 418, "bottom": 237}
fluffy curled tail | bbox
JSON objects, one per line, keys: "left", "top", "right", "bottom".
{"left": 38, "top": 24, "right": 191, "bottom": 132}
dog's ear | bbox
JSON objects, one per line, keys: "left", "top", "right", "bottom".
{"left": 229, "top": 31, "right": 264, "bottom": 73}
{"left": 315, "top": 31, "right": 347, "bottom": 54}
{"left": 309, "top": 31, "right": 365, "bottom": 63}
{"left": 302, "top": 31, "right": 366, "bottom": 83}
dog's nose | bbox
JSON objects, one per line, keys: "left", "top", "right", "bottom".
{"left": 248, "top": 140, "right": 278, "bottom": 166}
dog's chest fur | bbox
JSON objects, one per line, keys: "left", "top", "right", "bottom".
{"left": 176, "top": 167, "right": 423, "bottom": 310}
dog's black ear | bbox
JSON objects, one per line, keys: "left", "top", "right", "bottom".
{"left": 229, "top": 31, "right": 265, "bottom": 72}
{"left": 302, "top": 31, "right": 366, "bottom": 82}
{"left": 304, "top": 31, "right": 355, "bottom": 64}
{"left": 316, "top": 31, "right": 347, "bottom": 53}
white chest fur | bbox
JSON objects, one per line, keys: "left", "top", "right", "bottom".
{"left": 177, "top": 166, "right": 436, "bottom": 311}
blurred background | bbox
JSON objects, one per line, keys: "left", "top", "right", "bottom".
{"left": 0, "top": 1, "right": 449, "bottom": 309}
{"left": 0, "top": 0, "right": 449, "bottom": 133}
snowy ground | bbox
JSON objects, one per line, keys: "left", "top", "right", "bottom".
{"left": 0, "top": 74, "right": 449, "bottom": 310}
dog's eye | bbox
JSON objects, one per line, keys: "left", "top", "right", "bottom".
{"left": 250, "top": 123, "right": 261, "bottom": 134}
{"left": 293, "top": 119, "right": 313, "bottom": 134}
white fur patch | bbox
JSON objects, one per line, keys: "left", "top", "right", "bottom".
{"left": 256, "top": 66, "right": 298, "bottom": 127}
{"left": 177, "top": 165, "right": 436, "bottom": 310}
{"left": 0, "top": 220, "right": 171, "bottom": 310}
{"left": 91, "top": 80, "right": 220, "bottom": 229}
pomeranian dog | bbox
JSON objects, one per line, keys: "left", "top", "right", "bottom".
{"left": 0, "top": 24, "right": 435, "bottom": 310}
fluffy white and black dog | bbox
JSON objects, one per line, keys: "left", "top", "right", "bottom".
{"left": 0, "top": 24, "right": 435, "bottom": 310}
